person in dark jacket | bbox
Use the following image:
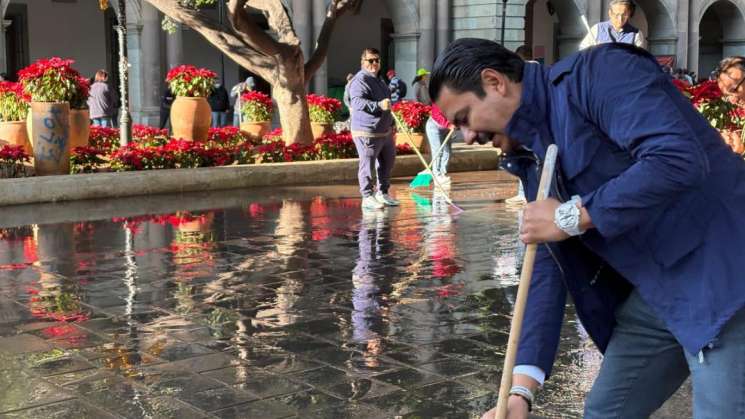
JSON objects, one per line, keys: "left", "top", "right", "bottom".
{"left": 208, "top": 80, "right": 230, "bottom": 128}
{"left": 87, "top": 70, "right": 117, "bottom": 127}
{"left": 349, "top": 47, "right": 397, "bottom": 210}
{"left": 160, "top": 85, "right": 175, "bottom": 130}
{"left": 431, "top": 38, "right": 745, "bottom": 419}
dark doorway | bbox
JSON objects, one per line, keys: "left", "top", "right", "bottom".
{"left": 4, "top": 3, "right": 29, "bottom": 81}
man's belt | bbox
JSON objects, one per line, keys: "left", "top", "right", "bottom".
{"left": 352, "top": 130, "right": 392, "bottom": 138}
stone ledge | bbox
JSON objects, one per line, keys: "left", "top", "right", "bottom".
{"left": 0, "top": 147, "right": 500, "bottom": 207}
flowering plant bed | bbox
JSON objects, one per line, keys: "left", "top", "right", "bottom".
{"left": 0, "top": 82, "right": 30, "bottom": 121}
{"left": 166, "top": 65, "right": 217, "bottom": 97}
{"left": 18, "top": 57, "right": 84, "bottom": 103}
{"left": 307, "top": 94, "right": 342, "bottom": 124}
{"left": 241, "top": 91, "right": 273, "bottom": 122}
{"left": 65, "top": 125, "right": 417, "bottom": 174}
{"left": 392, "top": 100, "right": 431, "bottom": 133}
{"left": 674, "top": 79, "right": 745, "bottom": 154}
{"left": 0, "top": 144, "right": 30, "bottom": 178}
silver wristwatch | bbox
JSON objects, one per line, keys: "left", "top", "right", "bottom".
{"left": 554, "top": 195, "right": 585, "bottom": 236}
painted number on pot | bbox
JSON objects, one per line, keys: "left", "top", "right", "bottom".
{"left": 38, "top": 108, "right": 69, "bottom": 162}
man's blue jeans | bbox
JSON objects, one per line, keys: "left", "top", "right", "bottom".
{"left": 211, "top": 112, "right": 228, "bottom": 128}
{"left": 585, "top": 289, "right": 745, "bottom": 418}
{"left": 425, "top": 117, "right": 451, "bottom": 176}
{"left": 91, "top": 117, "right": 113, "bottom": 128}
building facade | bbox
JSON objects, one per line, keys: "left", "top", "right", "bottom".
{"left": 1, "top": 0, "right": 744, "bottom": 125}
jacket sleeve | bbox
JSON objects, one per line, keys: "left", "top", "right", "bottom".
{"left": 515, "top": 244, "right": 567, "bottom": 378}
{"left": 578, "top": 50, "right": 710, "bottom": 239}
{"left": 349, "top": 78, "right": 382, "bottom": 115}
{"left": 635, "top": 29, "right": 647, "bottom": 50}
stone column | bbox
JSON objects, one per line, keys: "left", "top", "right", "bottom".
{"left": 436, "top": 0, "right": 450, "bottom": 58}
{"left": 0, "top": 0, "right": 9, "bottom": 74}
{"left": 140, "top": 2, "right": 161, "bottom": 126}
{"left": 312, "top": 0, "right": 327, "bottom": 95}
{"left": 393, "top": 32, "right": 419, "bottom": 99}
{"left": 127, "top": 22, "right": 144, "bottom": 124}
{"left": 418, "top": 0, "right": 436, "bottom": 70}
{"left": 676, "top": 0, "right": 689, "bottom": 70}
{"left": 687, "top": 4, "right": 699, "bottom": 78}
{"left": 292, "top": 0, "right": 313, "bottom": 62}
{"left": 166, "top": 22, "right": 184, "bottom": 71}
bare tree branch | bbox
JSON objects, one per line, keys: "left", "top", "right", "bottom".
{"left": 144, "top": 0, "right": 275, "bottom": 81}
{"left": 304, "top": 0, "right": 359, "bottom": 81}
{"left": 247, "top": 0, "right": 300, "bottom": 47}
{"left": 227, "top": 0, "right": 281, "bottom": 56}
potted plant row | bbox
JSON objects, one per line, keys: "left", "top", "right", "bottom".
{"left": 240, "top": 90, "right": 273, "bottom": 139}
{"left": 0, "top": 81, "right": 30, "bottom": 153}
{"left": 307, "top": 94, "right": 342, "bottom": 139}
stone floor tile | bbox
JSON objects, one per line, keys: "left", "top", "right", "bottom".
{"left": 0, "top": 370, "right": 73, "bottom": 413}
{"left": 177, "top": 386, "right": 257, "bottom": 412}
{"left": 0, "top": 398, "right": 118, "bottom": 419}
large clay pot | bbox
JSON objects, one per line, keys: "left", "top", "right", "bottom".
{"left": 0, "top": 120, "right": 31, "bottom": 153}
{"left": 240, "top": 121, "right": 271, "bottom": 140}
{"left": 395, "top": 131, "right": 428, "bottom": 153}
{"left": 30, "top": 101, "right": 71, "bottom": 176}
{"left": 25, "top": 112, "right": 32, "bottom": 152}
{"left": 170, "top": 96, "right": 211, "bottom": 141}
{"left": 311, "top": 122, "right": 333, "bottom": 139}
{"left": 69, "top": 109, "right": 91, "bottom": 150}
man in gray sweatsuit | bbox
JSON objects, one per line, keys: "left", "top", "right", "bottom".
{"left": 349, "top": 47, "right": 398, "bottom": 210}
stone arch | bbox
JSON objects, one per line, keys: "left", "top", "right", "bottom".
{"left": 525, "top": 0, "right": 586, "bottom": 63}
{"left": 696, "top": 0, "right": 745, "bottom": 78}
{"left": 633, "top": 0, "right": 677, "bottom": 55}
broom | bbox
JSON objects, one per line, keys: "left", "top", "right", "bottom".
{"left": 391, "top": 112, "right": 463, "bottom": 212}
{"left": 494, "top": 144, "right": 558, "bottom": 419}
{"left": 409, "top": 127, "right": 456, "bottom": 188}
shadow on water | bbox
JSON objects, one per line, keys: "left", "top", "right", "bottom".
{"left": 0, "top": 172, "right": 601, "bottom": 418}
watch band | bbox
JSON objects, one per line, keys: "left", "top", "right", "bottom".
{"left": 554, "top": 195, "right": 585, "bottom": 236}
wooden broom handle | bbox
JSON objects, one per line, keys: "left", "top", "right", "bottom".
{"left": 495, "top": 144, "right": 558, "bottom": 419}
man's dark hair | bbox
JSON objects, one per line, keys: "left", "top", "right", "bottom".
{"left": 429, "top": 38, "right": 525, "bottom": 101}
{"left": 716, "top": 56, "right": 745, "bottom": 76}
{"left": 361, "top": 48, "right": 380, "bottom": 59}
{"left": 609, "top": 0, "right": 636, "bottom": 17}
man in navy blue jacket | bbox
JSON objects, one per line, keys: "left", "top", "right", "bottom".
{"left": 430, "top": 38, "right": 745, "bottom": 418}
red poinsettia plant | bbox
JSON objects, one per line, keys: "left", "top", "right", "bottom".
{"left": 392, "top": 100, "right": 431, "bottom": 133}
{"left": 241, "top": 91, "right": 273, "bottom": 123}
{"left": 18, "top": 57, "right": 83, "bottom": 103}
{"left": 307, "top": 94, "right": 342, "bottom": 124}
{"left": 70, "top": 75, "right": 90, "bottom": 110}
{"left": 89, "top": 126, "right": 120, "bottom": 153}
{"left": 166, "top": 65, "right": 217, "bottom": 97}
{"left": 0, "top": 82, "right": 30, "bottom": 122}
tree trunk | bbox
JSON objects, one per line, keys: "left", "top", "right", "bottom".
{"left": 272, "top": 49, "right": 312, "bottom": 145}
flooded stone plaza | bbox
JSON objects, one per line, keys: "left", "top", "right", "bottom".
{"left": 0, "top": 171, "right": 688, "bottom": 418}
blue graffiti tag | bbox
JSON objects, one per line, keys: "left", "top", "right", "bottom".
{"left": 37, "top": 108, "right": 69, "bottom": 162}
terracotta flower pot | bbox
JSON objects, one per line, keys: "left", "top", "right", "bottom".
{"left": 311, "top": 122, "right": 333, "bottom": 139}
{"left": 395, "top": 131, "right": 428, "bottom": 153}
{"left": 0, "top": 120, "right": 31, "bottom": 154}
{"left": 30, "top": 101, "right": 71, "bottom": 176}
{"left": 69, "top": 109, "right": 91, "bottom": 150}
{"left": 25, "top": 112, "right": 32, "bottom": 152}
{"left": 170, "top": 96, "right": 211, "bottom": 141}
{"left": 240, "top": 121, "right": 271, "bottom": 140}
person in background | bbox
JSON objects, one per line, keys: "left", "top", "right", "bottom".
{"left": 208, "top": 79, "right": 230, "bottom": 128}
{"left": 579, "top": 0, "right": 646, "bottom": 50}
{"left": 88, "top": 70, "right": 117, "bottom": 127}
{"left": 412, "top": 68, "right": 432, "bottom": 105}
{"left": 425, "top": 104, "right": 455, "bottom": 186}
{"left": 159, "top": 84, "right": 175, "bottom": 130}
{"left": 231, "top": 76, "right": 256, "bottom": 127}
{"left": 349, "top": 47, "right": 398, "bottom": 210}
{"left": 387, "top": 69, "right": 407, "bottom": 104}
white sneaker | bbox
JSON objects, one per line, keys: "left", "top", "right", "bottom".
{"left": 362, "top": 195, "right": 384, "bottom": 210}
{"left": 505, "top": 194, "right": 527, "bottom": 205}
{"left": 375, "top": 192, "right": 400, "bottom": 206}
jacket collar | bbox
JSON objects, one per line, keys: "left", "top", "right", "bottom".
{"left": 504, "top": 62, "right": 552, "bottom": 159}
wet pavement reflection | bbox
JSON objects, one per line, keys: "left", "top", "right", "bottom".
{"left": 0, "top": 172, "right": 681, "bottom": 418}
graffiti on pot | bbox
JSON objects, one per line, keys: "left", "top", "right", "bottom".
{"left": 37, "top": 107, "right": 69, "bottom": 162}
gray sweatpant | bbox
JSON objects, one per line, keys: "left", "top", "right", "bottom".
{"left": 353, "top": 134, "right": 396, "bottom": 198}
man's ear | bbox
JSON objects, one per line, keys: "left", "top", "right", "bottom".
{"left": 480, "top": 68, "right": 505, "bottom": 94}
